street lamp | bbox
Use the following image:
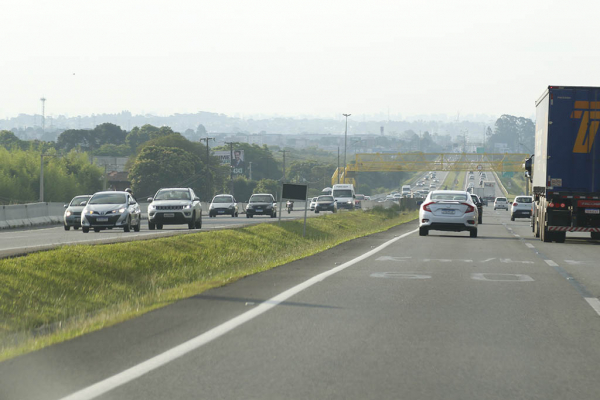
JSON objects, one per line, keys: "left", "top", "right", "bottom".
{"left": 343, "top": 113, "right": 351, "bottom": 182}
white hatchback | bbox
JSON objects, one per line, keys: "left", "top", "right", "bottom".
{"left": 511, "top": 196, "right": 533, "bottom": 220}
{"left": 309, "top": 197, "right": 318, "bottom": 211}
{"left": 494, "top": 197, "right": 509, "bottom": 211}
{"left": 419, "top": 190, "right": 479, "bottom": 237}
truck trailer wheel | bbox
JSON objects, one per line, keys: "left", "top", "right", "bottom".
{"left": 554, "top": 231, "right": 566, "bottom": 243}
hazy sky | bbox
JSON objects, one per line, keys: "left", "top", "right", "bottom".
{"left": 2, "top": 0, "right": 599, "bottom": 121}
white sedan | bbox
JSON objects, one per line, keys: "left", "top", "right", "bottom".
{"left": 309, "top": 197, "right": 318, "bottom": 211}
{"left": 419, "top": 190, "right": 479, "bottom": 237}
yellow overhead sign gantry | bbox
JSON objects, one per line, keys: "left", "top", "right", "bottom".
{"left": 332, "top": 152, "right": 528, "bottom": 185}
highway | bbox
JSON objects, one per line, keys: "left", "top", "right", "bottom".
{"left": 0, "top": 209, "right": 318, "bottom": 258}
{"left": 3, "top": 174, "right": 600, "bottom": 399}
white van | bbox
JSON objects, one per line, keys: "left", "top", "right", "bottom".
{"left": 401, "top": 185, "right": 411, "bottom": 195}
{"left": 332, "top": 184, "right": 355, "bottom": 210}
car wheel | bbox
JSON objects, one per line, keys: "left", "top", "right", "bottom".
{"left": 94, "top": 227, "right": 101, "bottom": 233}
{"left": 124, "top": 218, "right": 131, "bottom": 233}
{"left": 419, "top": 227, "right": 428, "bottom": 236}
{"left": 195, "top": 216, "right": 202, "bottom": 229}
{"left": 231, "top": 212, "right": 235, "bottom": 218}
{"left": 555, "top": 231, "right": 566, "bottom": 243}
{"left": 188, "top": 212, "right": 196, "bottom": 229}
{"left": 271, "top": 212, "right": 276, "bottom": 218}
{"left": 64, "top": 225, "right": 70, "bottom": 231}
{"left": 470, "top": 229, "right": 478, "bottom": 238}
{"left": 82, "top": 227, "right": 89, "bottom": 233}
{"left": 315, "top": 210, "right": 320, "bottom": 214}
{"left": 246, "top": 214, "right": 250, "bottom": 218}
{"left": 149, "top": 222, "right": 155, "bottom": 230}
{"left": 235, "top": 212, "right": 239, "bottom": 217}
{"left": 133, "top": 218, "right": 140, "bottom": 232}
{"left": 157, "top": 224, "right": 163, "bottom": 230}
{"left": 74, "top": 226, "right": 79, "bottom": 230}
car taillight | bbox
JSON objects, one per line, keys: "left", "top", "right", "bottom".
{"left": 560, "top": 203, "right": 566, "bottom": 208}
{"left": 422, "top": 202, "right": 434, "bottom": 212}
{"left": 513, "top": 202, "right": 518, "bottom": 206}
{"left": 548, "top": 202, "right": 554, "bottom": 208}
{"left": 461, "top": 203, "right": 475, "bottom": 213}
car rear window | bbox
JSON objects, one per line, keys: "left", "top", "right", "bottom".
{"left": 496, "top": 197, "right": 507, "bottom": 202}
{"left": 318, "top": 196, "right": 334, "bottom": 201}
{"left": 212, "top": 196, "right": 233, "bottom": 203}
{"left": 431, "top": 193, "right": 467, "bottom": 201}
{"left": 515, "top": 197, "right": 532, "bottom": 203}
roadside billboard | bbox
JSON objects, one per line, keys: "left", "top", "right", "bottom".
{"left": 214, "top": 150, "right": 245, "bottom": 176}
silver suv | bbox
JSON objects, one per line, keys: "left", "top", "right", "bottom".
{"left": 147, "top": 188, "right": 202, "bottom": 230}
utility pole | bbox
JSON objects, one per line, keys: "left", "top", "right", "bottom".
{"left": 248, "top": 162, "right": 252, "bottom": 180}
{"left": 279, "top": 150, "right": 286, "bottom": 182}
{"left": 224, "top": 141, "right": 238, "bottom": 197}
{"left": 200, "top": 136, "right": 215, "bottom": 201}
{"left": 343, "top": 113, "right": 351, "bottom": 183}
{"left": 39, "top": 154, "right": 55, "bottom": 202}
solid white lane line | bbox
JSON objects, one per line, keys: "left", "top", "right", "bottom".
{"left": 525, "top": 243, "right": 535, "bottom": 249}
{"left": 545, "top": 260, "right": 559, "bottom": 267}
{"left": 585, "top": 298, "right": 600, "bottom": 316}
{"left": 59, "top": 229, "right": 418, "bottom": 400}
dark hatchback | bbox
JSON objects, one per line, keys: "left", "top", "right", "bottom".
{"left": 315, "top": 195, "right": 337, "bottom": 213}
{"left": 246, "top": 194, "right": 277, "bottom": 218}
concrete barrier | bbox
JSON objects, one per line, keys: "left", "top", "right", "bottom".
{"left": 0, "top": 202, "right": 65, "bottom": 230}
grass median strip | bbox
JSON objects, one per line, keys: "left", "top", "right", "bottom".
{"left": 0, "top": 207, "right": 417, "bottom": 361}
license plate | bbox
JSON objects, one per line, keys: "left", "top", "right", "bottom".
{"left": 585, "top": 209, "right": 600, "bottom": 214}
{"left": 96, "top": 217, "right": 108, "bottom": 222}
{"left": 441, "top": 209, "right": 455, "bottom": 215}
{"left": 218, "top": 210, "right": 225, "bottom": 213}
{"left": 256, "top": 209, "right": 262, "bottom": 212}
{"left": 164, "top": 213, "right": 175, "bottom": 218}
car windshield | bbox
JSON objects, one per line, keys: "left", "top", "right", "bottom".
{"left": 212, "top": 196, "right": 233, "bottom": 203}
{"left": 250, "top": 195, "right": 272, "bottom": 203}
{"left": 70, "top": 196, "right": 90, "bottom": 206}
{"left": 431, "top": 193, "right": 468, "bottom": 201}
{"left": 515, "top": 197, "right": 532, "bottom": 203}
{"left": 333, "top": 189, "right": 353, "bottom": 197}
{"left": 88, "top": 193, "right": 127, "bottom": 205}
{"left": 318, "top": 196, "right": 334, "bottom": 201}
{"left": 155, "top": 190, "right": 191, "bottom": 201}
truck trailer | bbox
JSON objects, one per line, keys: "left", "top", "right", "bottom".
{"left": 525, "top": 86, "right": 600, "bottom": 243}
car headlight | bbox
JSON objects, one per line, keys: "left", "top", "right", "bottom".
{"left": 247, "top": 204, "right": 253, "bottom": 209}
{"left": 347, "top": 201, "right": 352, "bottom": 204}
{"left": 183, "top": 204, "right": 192, "bottom": 209}
{"left": 148, "top": 204, "right": 155, "bottom": 210}
{"left": 88, "top": 210, "right": 94, "bottom": 215}
{"left": 118, "top": 208, "right": 126, "bottom": 213}
{"left": 65, "top": 211, "right": 72, "bottom": 217}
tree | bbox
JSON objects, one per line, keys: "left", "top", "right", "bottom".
{"left": 212, "top": 143, "right": 281, "bottom": 181}
{"left": 196, "top": 124, "right": 207, "bottom": 135}
{"left": 129, "top": 146, "right": 199, "bottom": 198}
{"left": 232, "top": 176, "right": 256, "bottom": 201}
{"left": 125, "top": 124, "right": 176, "bottom": 152}
{"left": 0, "top": 130, "right": 27, "bottom": 150}
{"left": 253, "top": 179, "right": 279, "bottom": 198}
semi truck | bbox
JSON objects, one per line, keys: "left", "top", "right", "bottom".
{"left": 482, "top": 182, "right": 496, "bottom": 203}
{"left": 525, "top": 86, "right": 600, "bottom": 243}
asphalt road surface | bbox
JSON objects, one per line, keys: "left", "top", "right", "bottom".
{"left": 3, "top": 199, "right": 600, "bottom": 399}
{"left": 0, "top": 209, "right": 321, "bottom": 258}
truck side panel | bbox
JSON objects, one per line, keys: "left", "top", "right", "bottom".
{"left": 545, "top": 88, "right": 600, "bottom": 193}
{"left": 532, "top": 91, "right": 549, "bottom": 191}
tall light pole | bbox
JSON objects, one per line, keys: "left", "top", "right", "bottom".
{"left": 40, "top": 97, "right": 46, "bottom": 132}
{"left": 343, "top": 113, "right": 351, "bottom": 183}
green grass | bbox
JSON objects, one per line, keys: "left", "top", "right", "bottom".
{"left": 442, "top": 171, "right": 466, "bottom": 190}
{"left": 0, "top": 208, "right": 417, "bottom": 361}
{"left": 497, "top": 173, "right": 527, "bottom": 200}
